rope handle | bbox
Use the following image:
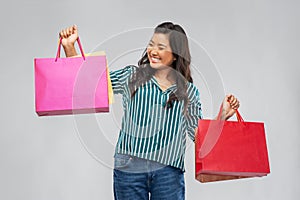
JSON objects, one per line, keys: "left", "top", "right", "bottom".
{"left": 55, "top": 37, "right": 85, "bottom": 61}
{"left": 216, "top": 103, "right": 244, "bottom": 122}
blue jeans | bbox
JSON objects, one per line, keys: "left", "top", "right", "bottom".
{"left": 113, "top": 154, "right": 185, "bottom": 200}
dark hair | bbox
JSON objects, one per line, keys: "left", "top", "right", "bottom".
{"left": 129, "top": 22, "right": 192, "bottom": 112}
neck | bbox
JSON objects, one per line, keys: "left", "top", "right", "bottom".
{"left": 154, "top": 68, "right": 174, "bottom": 82}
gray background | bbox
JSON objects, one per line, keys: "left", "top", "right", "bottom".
{"left": 0, "top": 0, "right": 299, "bottom": 199}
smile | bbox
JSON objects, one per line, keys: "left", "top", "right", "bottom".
{"left": 150, "top": 56, "right": 161, "bottom": 63}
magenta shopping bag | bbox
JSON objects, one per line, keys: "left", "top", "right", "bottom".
{"left": 34, "top": 37, "right": 109, "bottom": 116}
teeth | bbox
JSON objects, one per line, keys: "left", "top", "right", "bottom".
{"left": 151, "top": 57, "right": 160, "bottom": 62}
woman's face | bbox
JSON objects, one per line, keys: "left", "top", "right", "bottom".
{"left": 147, "top": 33, "right": 175, "bottom": 70}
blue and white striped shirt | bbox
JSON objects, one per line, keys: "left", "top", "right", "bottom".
{"left": 110, "top": 65, "right": 202, "bottom": 171}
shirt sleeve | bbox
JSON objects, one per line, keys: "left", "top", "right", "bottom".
{"left": 186, "top": 86, "right": 203, "bottom": 142}
{"left": 109, "top": 65, "right": 134, "bottom": 95}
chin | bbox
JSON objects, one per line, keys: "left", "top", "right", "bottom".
{"left": 149, "top": 62, "right": 170, "bottom": 70}
{"left": 149, "top": 62, "right": 161, "bottom": 69}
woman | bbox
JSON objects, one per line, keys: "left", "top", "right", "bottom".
{"left": 60, "top": 22, "right": 239, "bottom": 200}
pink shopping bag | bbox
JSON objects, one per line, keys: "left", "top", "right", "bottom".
{"left": 34, "top": 37, "right": 109, "bottom": 116}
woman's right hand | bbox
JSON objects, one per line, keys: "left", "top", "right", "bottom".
{"left": 59, "top": 25, "right": 78, "bottom": 57}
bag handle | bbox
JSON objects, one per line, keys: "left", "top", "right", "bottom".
{"left": 198, "top": 103, "right": 244, "bottom": 159}
{"left": 55, "top": 37, "right": 86, "bottom": 62}
{"left": 216, "top": 103, "right": 244, "bottom": 122}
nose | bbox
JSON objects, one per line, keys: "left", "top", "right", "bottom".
{"left": 149, "top": 47, "right": 158, "bottom": 56}
{"left": 151, "top": 50, "right": 158, "bottom": 56}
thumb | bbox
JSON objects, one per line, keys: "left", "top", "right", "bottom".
{"left": 72, "top": 24, "right": 78, "bottom": 34}
{"left": 225, "top": 94, "right": 233, "bottom": 103}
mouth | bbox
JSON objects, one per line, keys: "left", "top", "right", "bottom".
{"left": 149, "top": 56, "right": 161, "bottom": 63}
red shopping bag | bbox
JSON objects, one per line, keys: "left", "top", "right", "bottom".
{"left": 34, "top": 37, "right": 109, "bottom": 116}
{"left": 195, "top": 109, "right": 270, "bottom": 183}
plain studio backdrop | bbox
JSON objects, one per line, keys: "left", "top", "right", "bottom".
{"left": 0, "top": 0, "right": 299, "bottom": 199}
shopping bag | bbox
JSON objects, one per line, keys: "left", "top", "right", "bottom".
{"left": 75, "top": 50, "right": 114, "bottom": 104}
{"left": 195, "top": 108, "right": 270, "bottom": 183}
{"left": 34, "top": 37, "right": 109, "bottom": 116}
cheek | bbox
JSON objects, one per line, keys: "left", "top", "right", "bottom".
{"left": 146, "top": 50, "right": 151, "bottom": 59}
{"left": 147, "top": 48, "right": 153, "bottom": 56}
{"left": 162, "top": 52, "right": 174, "bottom": 62}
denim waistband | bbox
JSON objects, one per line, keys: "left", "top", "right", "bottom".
{"left": 114, "top": 153, "right": 167, "bottom": 173}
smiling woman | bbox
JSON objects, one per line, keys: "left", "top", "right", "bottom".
{"left": 130, "top": 22, "right": 193, "bottom": 112}
{"left": 59, "top": 21, "right": 240, "bottom": 200}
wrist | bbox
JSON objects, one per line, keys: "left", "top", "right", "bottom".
{"left": 221, "top": 109, "right": 231, "bottom": 120}
{"left": 62, "top": 44, "right": 77, "bottom": 57}
{"left": 62, "top": 43, "right": 75, "bottom": 50}
{"left": 224, "top": 114, "right": 230, "bottom": 120}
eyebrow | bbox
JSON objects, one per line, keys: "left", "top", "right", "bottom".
{"left": 149, "top": 40, "right": 167, "bottom": 48}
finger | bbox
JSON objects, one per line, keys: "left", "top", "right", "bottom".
{"left": 232, "top": 100, "right": 240, "bottom": 110}
{"left": 230, "top": 97, "right": 237, "bottom": 105}
{"left": 228, "top": 95, "right": 238, "bottom": 107}
{"left": 60, "top": 30, "right": 66, "bottom": 38}
{"left": 226, "top": 94, "right": 233, "bottom": 102}
{"left": 66, "top": 28, "right": 71, "bottom": 36}
{"left": 69, "top": 27, "right": 73, "bottom": 35}
{"left": 68, "top": 26, "right": 73, "bottom": 35}
{"left": 62, "top": 29, "right": 67, "bottom": 38}
{"left": 230, "top": 98, "right": 237, "bottom": 106}
{"left": 72, "top": 24, "right": 77, "bottom": 34}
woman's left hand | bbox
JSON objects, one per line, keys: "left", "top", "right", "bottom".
{"left": 221, "top": 94, "right": 240, "bottom": 120}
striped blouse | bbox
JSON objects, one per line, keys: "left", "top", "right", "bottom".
{"left": 110, "top": 65, "right": 203, "bottom": 171}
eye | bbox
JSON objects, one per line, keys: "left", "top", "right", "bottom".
{"left": 158, "top": 44, "right": 167, "bottom": 51}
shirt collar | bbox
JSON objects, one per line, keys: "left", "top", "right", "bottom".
{"left": 150, "top": 76, "right": 177, "bottom": 93}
